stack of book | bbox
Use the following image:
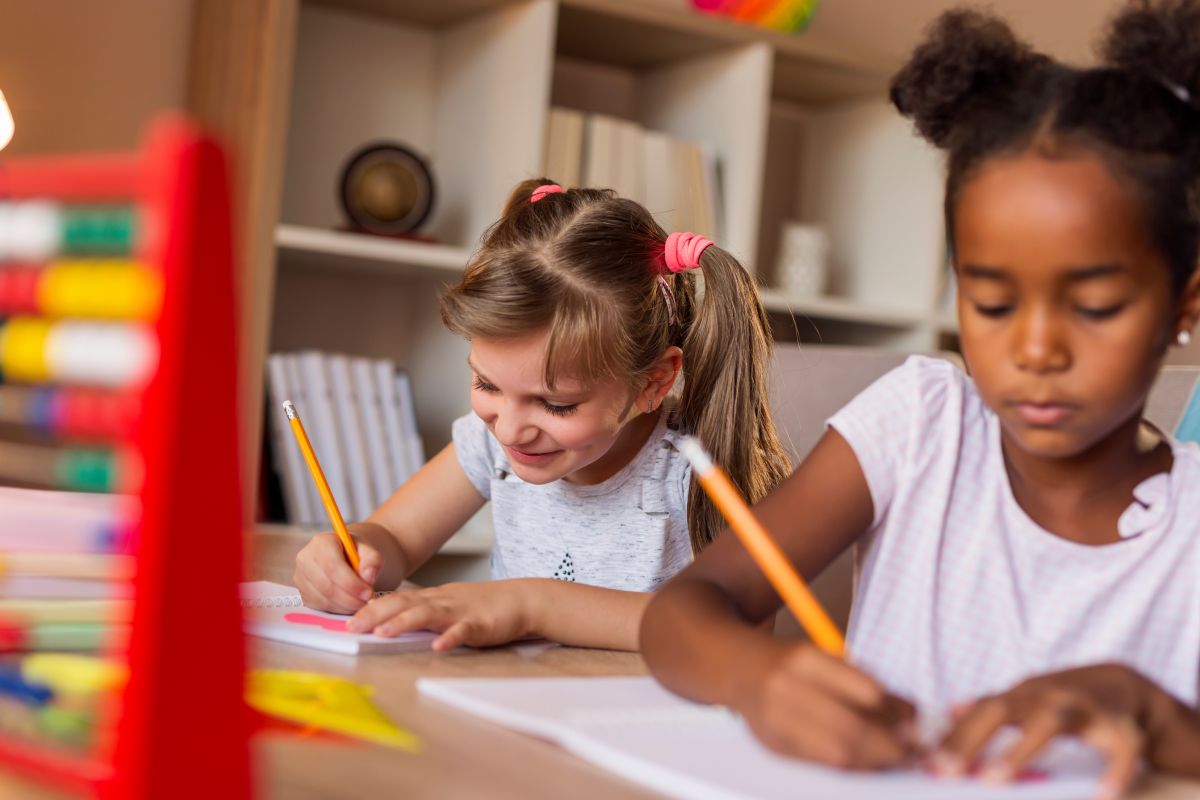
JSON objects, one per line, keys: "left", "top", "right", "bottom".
{"left": 544, "top": 107, "right": 721, "bottom": 241}
{"left": 264, "top": 351, "right": 425, "bottom": 526}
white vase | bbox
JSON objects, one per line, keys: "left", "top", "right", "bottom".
{"left": 775, "top": 223, "right": 829, "bottom": 297}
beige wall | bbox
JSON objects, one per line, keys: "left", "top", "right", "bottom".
{"left": 0, "top": 0, "right": 193, "bottom": 155}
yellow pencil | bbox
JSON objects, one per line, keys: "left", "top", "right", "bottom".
{"left": 677, "top": 436, "right": 845, "bottom": 656}
{"left": 282, "top": 401, "right": 361, "bottom": 573}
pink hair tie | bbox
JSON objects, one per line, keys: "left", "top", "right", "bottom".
{"left": 664, "top": 231, "right": 713, "bottom": 273}
{"left": 530, "top": 183, "right": 564, "bottom": 203}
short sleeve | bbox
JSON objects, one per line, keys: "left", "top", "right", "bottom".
{"left": 451, "top": 412, "right": 502, "bottom": 500}
{"left": 827, "top": 356, "right": 957, "bottom": 527}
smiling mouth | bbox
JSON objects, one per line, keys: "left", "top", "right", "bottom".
{"left": 506, "top": 446, "right": 561, "bottom": 464}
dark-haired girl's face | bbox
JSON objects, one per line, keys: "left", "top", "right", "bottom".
{"left": 953, "top": 150, "right": 1177, "bottom": 460}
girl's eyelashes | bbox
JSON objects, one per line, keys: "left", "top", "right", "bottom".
{"left": 1074, "top": 304, "right": 1125, "bottom": 320}
{"left": 967, "top": 302, "right": 1127, "bottom": 320}
{"left": 473, "top": 375, "right": 579, "bottom": 416}
{"left": 541, "top": 401, "right": 579, "bottom": 417}
{"left": 972, "top": 303, "right": 1014, "bottom": 318}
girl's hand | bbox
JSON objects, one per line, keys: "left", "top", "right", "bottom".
{"left": 293, "top": 532, "right": 384, "bottom": 614}
{"left": 346, "top": 580, "right": 535, "bottom": 651}
{"left": 733, "top": 641, "right": 919, "bottom": 769}
{"left": 933, "top": 664, "right": 1165, "bottom": 798}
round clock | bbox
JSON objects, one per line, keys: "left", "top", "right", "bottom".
{"left": 338, "top": 142, "right": 435, "bottom": 235}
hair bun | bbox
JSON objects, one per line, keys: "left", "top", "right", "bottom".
{"left": 890, "top": 9, "right": 1045, "bottom": 148}
{"left": 1100, "top": 0, "right": 1200, "bottom": 107}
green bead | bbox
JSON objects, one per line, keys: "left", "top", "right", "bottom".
{"left": 58, "top": 450, "right": 117, "bottom": 492}
{"left": 38, "top": 705, "right": 96, "bottom": 748}
{"left": 61, "top": 206, "right": 137, "bottom": 256}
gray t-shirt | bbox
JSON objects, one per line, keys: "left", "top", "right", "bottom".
{"left": 451, "top": 410, "right": 693, "bottom": 591}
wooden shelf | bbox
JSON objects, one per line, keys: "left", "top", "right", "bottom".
{"left": 275, "top": 224, "right": 472, "bottom": 278}
{"left": 556, "top": 0, "right": 888, "bottom": 106}
{"left": 759, "top": 288, "right": 932, "bottom": 329}
{"left": 309, "top": 0, "right": 889, "bottom": 106}
{"left": 307, "top": 0, "right": 510, "bottom": 27}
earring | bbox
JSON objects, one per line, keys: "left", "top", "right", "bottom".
{"left": 645, "top": 399, "right": 655, "bottom": 414}
{"left": 1179, "top": 329, "right": 1193, "bottom": 347}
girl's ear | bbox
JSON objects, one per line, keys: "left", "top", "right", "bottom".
{"left": 638, "top": 346, "right": 683, "bottom": 413}
{"left": 1176, "top": 264, "right": 1200, "bottom": 345}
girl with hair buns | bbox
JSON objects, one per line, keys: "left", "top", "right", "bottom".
{"left": 642, "top": 1, "right": 1200, "bottom": 795}
{"left": 293, "top": 179, "right": 790, "bottom": 653}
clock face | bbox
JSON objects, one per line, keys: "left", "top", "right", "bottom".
{"left": 339, "top": 143, "right": 434, "bottom": 234}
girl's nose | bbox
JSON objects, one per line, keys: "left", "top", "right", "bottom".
{"left": 1012, "top": 304, "right": 1070, "bottom": 374}
{"left": 491, "top": 400, "right": 536, "bottom": 447}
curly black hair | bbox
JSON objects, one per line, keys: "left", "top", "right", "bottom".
{"left": 890, "top": 1, "right": 1200, "bottom": 296}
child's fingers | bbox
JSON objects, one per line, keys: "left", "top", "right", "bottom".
{"left": 298, "top": 533, "right": 373, "bottom": 604}
{"left": 933, "top": 697, "right": 1009, "bottom": 776}
{"left": 310, "top": 568, "right": 371, "bottom": 614}
{"left": 980, "top": 704, "right": 1080, "bottom": 784}
{"left": 756, "top": 673, "right": 915, "bottom": 769}
{"left": 1082, "top": 716, "right": 1144, "bottom": 800}
{"left": 355, "top": 543, "right": 383, "bottom": 586}
{"left": 346, "top": 591, "right": 416, "bottom": 632}
{"left": 374, "top": 603, "right": 445, "bottom": 637}
{"left": 796, "top": 648, "right": 907, "bottom": 718}
{"left": 432, "top": 620, "right": 473, "bottom": 652}
{"left": 318, "top": 538, "right": 375, "bottom": 602}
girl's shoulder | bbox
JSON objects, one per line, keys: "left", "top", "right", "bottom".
{"left": 837, "top": 353, "right": 983, "bottom": 431}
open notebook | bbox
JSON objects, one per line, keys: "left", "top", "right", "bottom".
{"left": 417, "top": 676, "right": 1104, "bottom": 800}
{"left": 240, "top": 580, "right": 436, "bottom": 655}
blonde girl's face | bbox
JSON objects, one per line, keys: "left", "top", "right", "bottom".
{"left": 953, "top": 150, "right": 1179, "bottom": 461}
{"left": 467, "top": 331, "right": 646, "bottom": 485}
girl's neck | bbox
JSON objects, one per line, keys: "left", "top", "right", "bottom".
{"left": 1001, "top": 413, "right": 1174, "bottom": 545}
{"left": 565, "top": 408, "right": 661, "bottom": 486}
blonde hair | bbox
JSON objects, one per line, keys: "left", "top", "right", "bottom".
{"left": 441, "top": 179, "right": 790, "bottom": 553}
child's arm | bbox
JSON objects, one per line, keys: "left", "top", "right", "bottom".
{"left": 346, "top": 579, "right": 650, "bottom": 651}
{"left": 293, "top": 443, "right": 486, "bottom": 612}
{"left": 641, "top": 430, "right": 919, "bottom": 767}
{"left": 934, "top": 664, "right": 1200, "bottom": 796}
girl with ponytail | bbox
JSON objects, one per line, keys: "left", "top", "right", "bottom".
{"left": 643, "top": 2, "right": 1200, "bottom": 794}
{"left": 293, "top": 178, "right": 789, "bottom": 652}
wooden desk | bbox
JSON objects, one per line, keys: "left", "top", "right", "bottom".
{"left": 2, "top": 643, "right": 1199, "bottom": 799}
{"left": 248, "top": 641, "right": 1200, "bottom": 800}
{"left": 251, "top": 641, "right": 661, "bottom": 799}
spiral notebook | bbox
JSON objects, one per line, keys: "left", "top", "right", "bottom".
{"left": 240, "top": 580, "right": 435, "bottom": 655}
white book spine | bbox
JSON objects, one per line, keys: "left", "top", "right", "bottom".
{"left": 395, "top": 372, "right": 426, "bottom": 474}
{"left": 326, "top": 353, "right": 375, "bottom": 523}
{"left": 281, "top": 354, "right": 323, "bottom": 526}
{"left": 351, "top": 357, "right": 397, "bottom": 507}
{"left": 265, "top": 354, "right": 314, "bottom": 525}
{"left": 296, "top": 351, "right": 353, "bottom": 524}
{"left": 374, "top": 359, "right": 413, "bottom": 485}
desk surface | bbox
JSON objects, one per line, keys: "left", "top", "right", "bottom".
{"left": 2, "top": 530, "right": 1200, "bottom": 800}
{"left": 255, "top": 643, "right": 1200, "bottom": 800}
{"left": 2, "top": 642, "right": 1199, "bottom": 799}
{"left": 251, "top": 641, "right": 662, "bottom": 799}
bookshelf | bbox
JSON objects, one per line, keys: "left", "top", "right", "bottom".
{"left": 188, "top": 0, "right": 957, "bottom": 571}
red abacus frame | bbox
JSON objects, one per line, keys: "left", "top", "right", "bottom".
{"left": 0, "top": 117, "right": 250, "bottom": 799}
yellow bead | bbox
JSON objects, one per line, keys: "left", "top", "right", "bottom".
{"left": 0, "top": 317, "right": 53, "bottom": 382}
{"left": 38, "top": 261, "right": 162, "bottom": 321}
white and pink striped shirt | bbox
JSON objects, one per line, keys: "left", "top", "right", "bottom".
{"left": 829, "top": 356, "right": 1200, "bottom": 715}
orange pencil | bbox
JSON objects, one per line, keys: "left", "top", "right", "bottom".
{"left": 677, "top": 436, "right": 845, "bottom": 656}
{"left": 282, "top": 401, "right": 361, "bottom": 574}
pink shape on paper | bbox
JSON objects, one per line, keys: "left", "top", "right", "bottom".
{"left": 284, "top": 612, "right": 351, "bottom": 632}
